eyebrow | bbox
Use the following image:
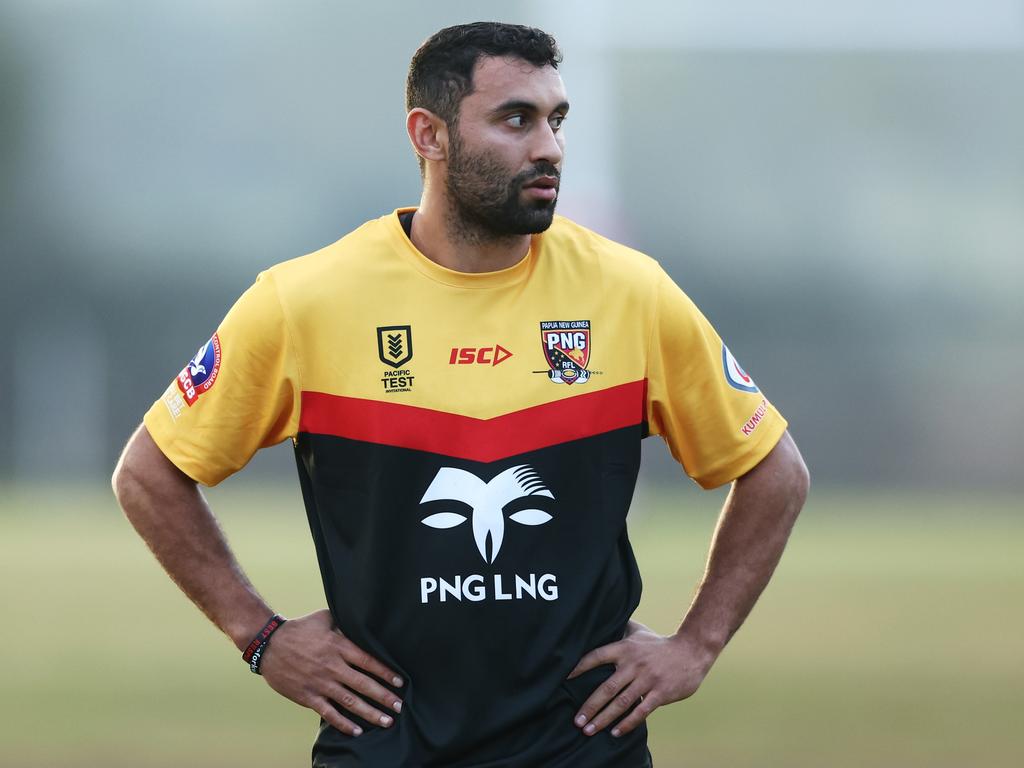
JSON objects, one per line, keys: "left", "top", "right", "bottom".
{"left": 491, "top": 99, "right": 570, "bottom": 116}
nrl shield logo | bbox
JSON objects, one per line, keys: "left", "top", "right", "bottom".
{"left": 540, "top": 320, "right": 591, "bottom": 385}
{"left": 377, "top": 325, "right": 413, "bottom": 368}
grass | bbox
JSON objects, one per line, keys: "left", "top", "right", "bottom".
{"left": 1, "top": 483, "right": 1021, "bottom": 767}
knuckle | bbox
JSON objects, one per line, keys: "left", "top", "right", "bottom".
{"left": 331, "top": 657, "right": 355, "bottom": 678}
{"left": 314, "top": 700, "right": 339, "bottom": 723}
{"left": 306, "top": 695, "right": 327, "bottom": 713}
{"left": 600, "top": 679, "right": 620, "bottom": 696}
{"left": 348, "top": 675, "right": 372, "bottom": 695}
{"left": 616, "top": 693, "right": 634, "bottom": 709}
{"left": 339, "top": 691, "right": 358, "bottom": 709}
{"left": 348, "top": 673, "right": 384, "bottom": 701}
{"left": 638, "top": 695, "right": 658, "bottom": 715}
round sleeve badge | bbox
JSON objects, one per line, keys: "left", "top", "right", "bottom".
{"left": 722, "top": 344, "right": 759, "bottom": 393}
{"left": 176, "top": 333, "right": 222, "bottom": 406}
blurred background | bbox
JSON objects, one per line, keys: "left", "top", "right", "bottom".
{"left": 1, "top": 1, "right": 1021, "bottom": 766}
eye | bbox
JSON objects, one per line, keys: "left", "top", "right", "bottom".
{"left": 421, "top": 512, "right": 467, "bottom": 529}
{"left": 506, "top": 114, "right": 527, "bottom": 128}
{"left": 550, "top": 114, "right": 566, "bottom": 130}
{"left": 509, "top": 509, "right": 553, "bottom": 526}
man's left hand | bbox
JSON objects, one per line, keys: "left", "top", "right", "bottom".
{"left": 567, "top": 620, "right": 717, "bottom": 738}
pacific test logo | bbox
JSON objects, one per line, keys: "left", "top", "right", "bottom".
{"left": 378, "top": 325, "right": 413, "bottom": 368}
{"left": 417, "top": 465, "right": 559, "bottom": 604}
{"left": 540, "top": 320, "right": 590, "bottom": 384}
{"left": 377, "top": 325, "right": 415, "bottom": 393}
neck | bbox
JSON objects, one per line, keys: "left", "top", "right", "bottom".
{"left": 410, "top": 184, "right": 531, "bottom": 274}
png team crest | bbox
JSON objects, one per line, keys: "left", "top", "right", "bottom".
{"left": 540, "top": 320, "right": 591, "bottom": 385}
{"left": 377, "top": 325, "right": 413, "bottom": 368}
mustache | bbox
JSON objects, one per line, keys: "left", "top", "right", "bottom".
{"left": 518, "top": 162, "right": 561, "bottom": 185}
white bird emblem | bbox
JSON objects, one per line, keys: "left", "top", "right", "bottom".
{"left": 188, "top": 341, "right": 210, "bottom": 378}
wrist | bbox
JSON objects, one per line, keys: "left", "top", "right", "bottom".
{"left": 671, "top": 623, "right": 726, "bottom": 673}
{"left": 226, "top": 605, "right": 279, "bottom": 652}
{"left": 241, "top": 614, "right": 287, "bottom": 675}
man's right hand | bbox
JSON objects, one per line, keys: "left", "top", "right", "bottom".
{"left": 260, "top": 609, "right": 405, "bottom": 737}
{"left": 112, "top": 428, "right": 404, "bottom": 737}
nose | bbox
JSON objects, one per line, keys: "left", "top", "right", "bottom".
{"left": 531, "top": 120, "right": 564, "bottom": 167}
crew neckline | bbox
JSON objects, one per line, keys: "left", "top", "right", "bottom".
{"left": 386, "top": 207, "right": 538, "bottom": 289}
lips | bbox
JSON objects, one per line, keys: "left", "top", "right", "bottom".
{"left": 523, "top": 176, "right": 559, "bottom": 200}
{"left": 524, "top": 176, "right": 558, "bottom": 190}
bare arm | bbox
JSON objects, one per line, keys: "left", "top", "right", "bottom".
{"left": 569, "top": 430, "right": 809, "bottom": 737}
{"left": 112, "top": 424, "right": 272, "bottom": 647}
{"left": 676, "top": 429, "right": 809, "bottom": 654}
{"left": 112, "top": 424, "right": 404, "bottom": 736}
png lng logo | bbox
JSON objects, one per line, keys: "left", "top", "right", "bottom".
{"left": 418, "top": 465, "right": 559, "bottom": 604}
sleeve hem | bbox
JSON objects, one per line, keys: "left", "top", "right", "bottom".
{"left": 143, "top": 408, "right": 225, "bottom": 488}
{"left": 691, "top": 413, "right": 789, "bottom": 490}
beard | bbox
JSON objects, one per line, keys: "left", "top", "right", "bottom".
{"left": 445, "top": 129, "right": 559, "bottom": 240}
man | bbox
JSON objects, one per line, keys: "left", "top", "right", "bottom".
{"left": 113, "top": 21, "right": 808, "bottom": 768}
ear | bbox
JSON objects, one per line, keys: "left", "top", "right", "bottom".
{"left": 407, "top": 108, "right": 449, "bottom": 165}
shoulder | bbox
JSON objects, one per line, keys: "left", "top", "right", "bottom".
{"left": 266, "top": 214, "right": 395, "bottom": 288}
{"left": 542, "top": 215, "right": 665, "bottom": 287}
{"left": 251, "top": 212, "right": 411, "bottom": 319}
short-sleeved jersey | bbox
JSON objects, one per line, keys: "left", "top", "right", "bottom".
{"left": 145, "top": 209, "right": 787, "bottom": 768}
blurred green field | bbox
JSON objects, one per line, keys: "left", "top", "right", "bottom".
{"left": 2, "top": 483, "right": 1021, "bottom": 767}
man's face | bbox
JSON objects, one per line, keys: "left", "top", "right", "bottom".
{"left": 444, "top": 56, "right": 569, "bottom": 237}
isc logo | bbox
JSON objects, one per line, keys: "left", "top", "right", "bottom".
{"left": 449, "top": 345, "right": 513, "bottom": 366}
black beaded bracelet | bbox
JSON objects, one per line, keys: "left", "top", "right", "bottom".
{"left": 241, "top": 614, "right": 286, "bottom": 675}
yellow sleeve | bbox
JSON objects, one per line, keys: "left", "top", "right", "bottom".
{"left": 646, "top": 267, "right": 787, "bottom": 489}
{"left": 143, "top": 270, "right": 300, "bottom": 486}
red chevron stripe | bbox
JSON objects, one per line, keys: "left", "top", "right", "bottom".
{"left": 300, "top": 380, "right": 647, "bottom": 463}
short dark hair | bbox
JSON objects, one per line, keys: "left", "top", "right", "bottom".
{"left": 406, "top": 22, "right": 562, "bottom": 168}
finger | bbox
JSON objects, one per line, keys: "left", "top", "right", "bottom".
{"left": 610, "top": 691, "right": 660, "bottom": 738}
{"left": 336, "top": 637, "right": 405, "bottom": 687}
{"left": 309, "top": 696, "right": 363, "bottom": 737}
{"left": 581, "top": 680, "right": 646, "bottom": 736}
{"left": 322, "top": 681, "right": 396, "bottom": 729}
{"left": 573, "top": 669, "right": 632, "bottom": 729}
{"left": 337, "top": 664, "right": 404, "bottom": 714}
{"left": 567, "top": 642, "right": 619, "bottom": 680}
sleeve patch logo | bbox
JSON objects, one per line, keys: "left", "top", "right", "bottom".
{"left": 176, "top": 333, "right": 222, "bottom": 406}
{"left": 722, "top": 344, "right": 759, "bottom": 393}
{"left": 741, "top": 398, "right": 769, "bottom": 436}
